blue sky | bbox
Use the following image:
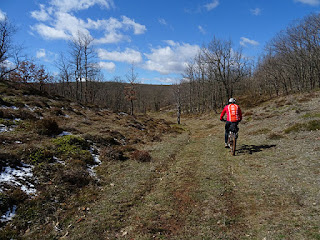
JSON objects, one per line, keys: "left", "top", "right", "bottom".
{"left": 1, "top": 0, "right": 320, "bottom": 84}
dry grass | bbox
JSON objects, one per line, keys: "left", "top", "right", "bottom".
{"left": 0, "top": 80, "right": 181, "bottom": 239}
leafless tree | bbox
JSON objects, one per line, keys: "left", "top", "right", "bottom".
{"left": 125, "top": 63, "right": 138, "bottom": 115}
{"left": 0, "top": 17, "right": 23, "bottom": 79}
{"left": 202, "top": 37, "right": 249, "bottom": 99}
{"left": 173, "top": 82, "right": 182, "bottom": 124}
{"left": 69, "top": 32, "right": 100, "bottom": 103}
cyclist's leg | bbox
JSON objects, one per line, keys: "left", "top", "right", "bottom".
{"left": 235, "top": 122, "right": 239, "bottom": 138}
{"left": 225, "top": 121, "right": 231, "bottom": 144}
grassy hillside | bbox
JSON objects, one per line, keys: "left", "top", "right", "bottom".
{"left": 0, "top": 81, "right": 182, "bottom": 239}
{"left": 1, "top": 80, "right": 319, "bottom": 239}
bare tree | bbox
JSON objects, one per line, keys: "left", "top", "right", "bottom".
{"left": 173, "top": 82, "right": 182, "bottom": 124}
{"left": 56, "top": 53, "right": 73, "bottom": 97}
{"left": 257, "top": 13, "right": 320, "bottom": 95}
{"left": 0, "top": 17, "right": 22, "bottom": 79}
{"left": 69, "top": 32, "right": 100, "bottom": 103}
{"left": 203, "top": 37, "right": 249, "bottom": 99}
{"left": 125, "top": 63, "right": 138, "bottom": 115}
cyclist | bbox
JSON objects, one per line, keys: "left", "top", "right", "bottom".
{"left": 220, "top": 98, "right": 242, "bottom": 148}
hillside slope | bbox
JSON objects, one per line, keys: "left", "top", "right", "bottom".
{"left": 1, "top": 81, "right": 319, "bottom": 239}
{"left": 0, "top": 81, "right": 182, "bottom": 239}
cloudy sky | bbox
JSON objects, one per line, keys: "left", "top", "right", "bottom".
{"left": 1, "top": 0, "right": 320, "bottom": 84}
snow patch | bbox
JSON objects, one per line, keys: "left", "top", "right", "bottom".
{"left": 88, "top": 147, "right": 101, "bottom": 178}
{"left": 58, "top": 131, "right": 72, "bottom": 136}
{"left": 0, "top": 205, "right": 17, "bottom": 223}
{"left": 0, "top": 163, "right": 36, "bottom": 195}
{"left": 0, "top": 105, "right": 19, "bottom": 110}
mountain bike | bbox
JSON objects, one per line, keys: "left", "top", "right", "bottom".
{"left": 227, "top": 129, "right": 237, "bottom": 156}
{"left": 222, "top": 120, "right": 238, "bottom": 156}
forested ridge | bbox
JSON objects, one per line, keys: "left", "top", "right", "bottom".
{"left": 1, "top": 13, "right": 320, "bottom": 114}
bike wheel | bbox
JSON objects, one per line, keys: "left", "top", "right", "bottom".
{"left": 231, "top": 133, "right": 237, "bottom": 156}
{"left": 230, "top": 133, "right": 236, "bottom": 156}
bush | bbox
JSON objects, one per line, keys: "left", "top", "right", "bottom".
{"left": 50, "top": 107, "right": 64, "bottom": 116}
{"left": 131, "top": 150, "right": 152, "bottom": 162}
{"left": 54, "top": 135, "right": 90, "bottom": 150}
{"left": 284, "top": 120, "right": 320, "bottom": 133}
{"left": 83, "top": 134, "right": 120, "bottom": 146}
{"left": 28, "top": 148, "right": 54, "bottom": 165}
{"left": 100, "top": 146, "right": 126, "bottom": 161}
{"left": 0, "top": 188, "right": 28, "bottom": 222}
{"left": 60, "top": 166, "right": 91, "bottom": 187}
{"left": 268, "top": 133, "right": 284, "bottom": 140}
{"left": 17, "top": 109, "right": 37, "bottom": 120}
{"left": 36, "top": 118, "right": 61, "bottom": 136}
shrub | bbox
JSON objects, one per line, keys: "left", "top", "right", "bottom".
{"left": 35, "top": 118, "right": 61, "bottom": 136}
{"left": 306, "top": 120, "right": 320, "bottom": 131}
{"left": 131, "top": 150, "right": 152, "bottom": 162}
{"left": 0, "top": 188, "right": 28, "bottom": 222}
{"left": 83, "top": 134, "right": 120, "bottom": 146}
{"left": 268, "top": 133, "right": 284, "bottom": 140}
{"left": 50, "top": 107, "right": 64, "bottom": 116}
{"left": 0, "top": 97, "right": 12, "bottom": 107}
{"left": 284, "top": 120, "right": 320, "bottom": 133}
{"left": 301, "top": 113, "right": 320, "bottom": 119}
{"left": 17, "top": 109, "right": 37, "bottom": 120}
{"left": 100, "top": 146, "right": 126, "bottom": 162}
{"left": 60, "top": 166, "right": 91, "bottom": 187}
{"left": 28, "top": 148, "right": 54, "bottom": 165}
{"left": 54, "top": 135, "right": 90, "bottom": 150}
{"left": 250, "top": 128, "right": 271, "bottom": 135}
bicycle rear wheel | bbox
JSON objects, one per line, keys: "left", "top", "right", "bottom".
{"left": 230, "top": 132, "right": 236, "bottom": 156}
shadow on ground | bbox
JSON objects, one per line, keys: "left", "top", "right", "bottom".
{"left": 237, "top": 144, "right": 276, "bottom": 155}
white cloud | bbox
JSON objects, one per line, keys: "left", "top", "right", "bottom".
{"left": 155, "top": 77, "right": 177, "bottom": 84}
{"left": 158, "top": 18, "right": 167, "bottom": 25}
{"left": 240, "top": 37, "right": 259, "bottom": 47}
{"left": 121, "top": 16, "right": 146, "bottom": 35}
{"left": 94, "top": 32, "right": 125, "bottom": 44}
{"left": 35, "top": 48, "right": 57, "bottom": 62}
{"left": 30, "top": 4, "right": 51, "bottom": 21}
{"left": 144, "top": 41, "right": 200, "bottom": 75}
{"left": 250, "top": 8, "right": 261, "bottom": 16}
{"left": 99, "top": 61, "right": 115, "bottom": 72}
{"left": 55, "top": 12, "right": 91, "bottom": 38}
{"left": 294, "top": 0, "right": 320, "bottom": 6}
{"left": 0, "top": 59, "right": 15, "bottom": 70}
{"left": 31, "top": 4, "right": 146, "bottom": 43}
{"left": 36, "top": 49, "right": 46, "bottom": 58}
{"left": 32, "top": 24, "right": 70, "bottom": 40}
{"left": 0, "top": 9, "right": 6, "bottom": 21}
{"left": 49, "top": 0, "right": 114, "bottom": 12}
{"left": 97, "top": 48, "right": 142, "bottom": 63}
{"left": 204, "top": 0, "right": 219, "bottom": 11}
{"left": 198, "top": 25, "right": 206, "bottom": 34}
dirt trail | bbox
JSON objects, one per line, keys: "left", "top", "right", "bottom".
{"left": 126, "top": 107, "right": 320, "bottom": 239}
{"left": 64, "top": 94, "right": 319, "bottom": 240}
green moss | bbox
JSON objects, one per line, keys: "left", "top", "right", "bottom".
{"left": 0, "top": 119, "right": 15, "bottom": 126}
{"left": 29, "top": 148, "right": 54, "bottom": 164}
{"left": 53, "top": 135, "right": 94, "bottom": 165}
{"left": 301, "top": 113, "right": 320, "bottom": 119}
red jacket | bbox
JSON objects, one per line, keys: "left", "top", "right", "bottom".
{"left": 220, "top": 104, "right": 242, "bottom": 122}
